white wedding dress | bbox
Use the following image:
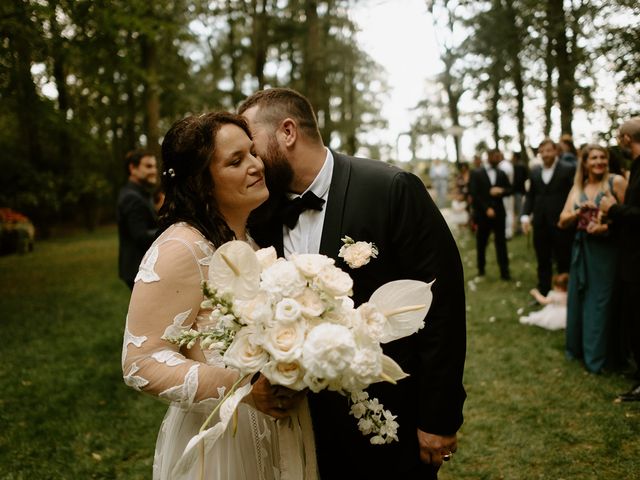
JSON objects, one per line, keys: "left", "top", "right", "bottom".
{"left": 122, "top": 223, "right": 318, "bottom": 479}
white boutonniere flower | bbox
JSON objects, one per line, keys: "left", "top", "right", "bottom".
{"left": 338, "top": 236, "right": 379, "bottom": 269}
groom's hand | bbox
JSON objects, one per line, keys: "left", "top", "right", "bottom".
{"left": 417, "top": 429, "right": 458, "bottom": 468}
{"left": 250, "top": 375, "right": 305, "bottom": 419}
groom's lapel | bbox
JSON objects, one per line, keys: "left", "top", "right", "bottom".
{"left": 319, "top": 152, "right": 351, "bottom": 260}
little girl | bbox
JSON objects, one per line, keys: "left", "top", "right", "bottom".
{"left": 519, "top": 273, "right": 568, "bottom": 331}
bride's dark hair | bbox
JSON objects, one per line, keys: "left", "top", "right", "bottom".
{"left": 158, "top": 112, "right": 251, "bottom": 246}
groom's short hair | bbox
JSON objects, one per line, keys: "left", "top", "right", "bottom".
{"left": 238, "top": 88, "right": 323, "bottom": 144}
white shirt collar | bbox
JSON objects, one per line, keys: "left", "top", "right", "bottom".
{"left": 289, "top": 148, "right": 333, "bottom": 200}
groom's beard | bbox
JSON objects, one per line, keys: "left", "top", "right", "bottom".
{"left": 262, "top": 138, "right": 294, "bottom": 196}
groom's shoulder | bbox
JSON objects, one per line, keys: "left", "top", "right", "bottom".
{"left": 335, "top": 151, "right": 407, "bottom": 179}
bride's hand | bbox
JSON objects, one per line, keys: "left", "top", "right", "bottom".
{"left": 250, "top": 374, "right": 306, "bottom": 419}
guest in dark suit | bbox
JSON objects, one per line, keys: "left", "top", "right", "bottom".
{"left": 601, "top": 117, "right": 640, "bottom": 401}
{"left": 521, "top": 138, "right": 576, "bottom": 295}
{"left": 117, "top": 149, "right": 159, "bottom": 290}
{"left": 468, "top": 149, "right": 513, "bottom": 280}
{"left": 239, "top": 88, "right": 466, "bottom": 479}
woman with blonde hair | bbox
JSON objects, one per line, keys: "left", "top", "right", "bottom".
{"left": 558, "top": 144, "right": 627, "bottom": 373}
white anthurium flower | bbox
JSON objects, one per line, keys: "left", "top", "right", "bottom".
{"left": 260, "top": 258, "right": 307, "bottom": 298}
{"left": 223, "top": 328, "right": 269, "bottom": 375}
{"left": 314, "top": 265, "right": 353, "bottom": 298}
{"left": 292, "top": 253, "right": 335, "bottom": 278}
{"left": 369, "top": 279, "right": 433, "bottom": 344}
{"left": 261, "top": 360, "right": 306, "bottom": 390}
{"left": 379, "top": 354, "right": 409, "bottom": 383}
{"left": 208, "top": 241, "right": 261, "bottom": 299}
{"left": 255, "top": 246, "right": 277, "bottom": 269}
{"left": 262, "top": 320, "right": 306, "bottom": 362}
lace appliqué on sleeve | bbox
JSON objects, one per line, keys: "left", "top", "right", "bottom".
{"left": 135, "top": 244, "right": 161, "bottom": 283}
{"left": 159, "top": 364, "right": 200, "bottom": 406}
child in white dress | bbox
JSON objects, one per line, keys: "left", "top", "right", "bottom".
{"left": 519, "top": 273, "right": 568, "bottom": 331}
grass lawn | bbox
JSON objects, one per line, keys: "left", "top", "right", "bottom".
{"left": 0, "top": 224, "right": 638, "bottom": 479}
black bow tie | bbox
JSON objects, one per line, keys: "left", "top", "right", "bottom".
{"left": 280, "top": 191, "right": 326, "bottom": 229}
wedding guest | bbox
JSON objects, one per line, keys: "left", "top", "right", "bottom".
{"left": 122, "top": 112, "right": 317, "bottom": 479}
{"left": 239, "top": 88, "right": 466, "bottom": 480}
{"left": 558, "top": 134, "right": 578, "bottom": 166}
{"left": 498, "top": 150, "right": 515, "bottom": 239}
{"left": 601, "top": 117, "right": 640, "bottom": 401}
{"left": 519, "top": 273, "right": 568, "bottom": 331}
{"left": 429, "top": 158, "right": 450, "bottom": 208}
{"left": 117, "top": 149, "right": 160, "bottom": 290}
{"left": 558, "top": 144, "right": 627, "bottom": 374}
{"left": 511, "top": 151, "right": 529, "bottom": 235}
{"left": 521, "top": 138, "right": 575, "bottom": 295}
{"left": 469, "top": 148, "right": 512, "bottom": 280}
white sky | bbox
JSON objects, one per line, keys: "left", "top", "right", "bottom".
{"left": 349, "top": 0, "right": 624, "bottom": 163}
{"left": 350, "top": 0, "right": 442, "bottom": 161}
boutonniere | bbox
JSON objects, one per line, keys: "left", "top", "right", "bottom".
{"left": 338, "top": 236, "right": 378, "bottom": 269}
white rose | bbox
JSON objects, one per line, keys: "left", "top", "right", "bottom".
{"left": 339, "top": 241, "right": 378, "bottom": 269}
{"left": 255, "top": 246, "right": 277, "bottom": 269}
{"left": 275, "top": 298, "right": 302, "bottom": 324}
{"left": 302, "top": 323, "right": 356, "bottom": 381}
{"left": 262, "top": 321, "right": 306, "bottom": 362}
{"left": 223, "top": 328, "right": 269, "bottom": 375}
{"left": 234, "top": 293, "right": 274, "bottom": 328}
{"left": 354, "top": 303, "right": 387, "bottom": 341}
{"left": 315, "top": 265, "right": 353, "bottom": 298}
{"left": 260, "top": 259, "right": 307, "bottom": 298}
{"left": 350, "top": 344, "right": 383, "bottom": 385}
{"left": 292, "top": 253, "right": 335, "bottom": 278}
{"left": 261, "top": 360, "right": 306, "bottom": 390}
{"left": 295, "top": 288, "right": 325, "bottom": 318}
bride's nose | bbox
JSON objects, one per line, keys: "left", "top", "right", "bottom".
{"left": 248, "top": 155, "right": 264, "bottom": 174}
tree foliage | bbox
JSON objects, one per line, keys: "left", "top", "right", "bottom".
{"left": 0, "top": 0, "right": 387, "bottom": 234}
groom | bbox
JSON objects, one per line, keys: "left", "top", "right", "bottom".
{"left": 239, "top": 88, "right": 466, "bottom": 479}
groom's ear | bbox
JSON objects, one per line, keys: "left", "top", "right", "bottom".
{"left": 280, "top": 118, "right": 298, "bottom": 148}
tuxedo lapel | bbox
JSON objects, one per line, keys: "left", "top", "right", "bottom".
{"left": 319, "top": 152, "right": 351, "bottom": 259}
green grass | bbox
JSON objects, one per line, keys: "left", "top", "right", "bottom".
{"left": 0, "top": 225, "right": 638, "bottom": 479}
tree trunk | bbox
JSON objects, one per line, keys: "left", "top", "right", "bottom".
{"left": 549, "top": 0, "right": 573, "bottom": 136}
{"left": 302, "top": 0, "right": 322, "bottom": 118}
{"left": 503, "top": 0, "right": 527, "bottom": 161}
{"left": 141, "top": 34, "right": 160, "bottom": 156}
{"left": 251, "top": 0, "right": 268, "bottom": 89}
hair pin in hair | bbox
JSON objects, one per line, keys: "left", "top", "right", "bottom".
{"left": 163, "top": 168, "right": 176, "bottom": 178}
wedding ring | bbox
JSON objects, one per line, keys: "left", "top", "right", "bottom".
{"left": 276, "top": 400, "right": 284, "bottom": 409}
{"left": 442, "top": 452, "right": 452, "bottom": 461}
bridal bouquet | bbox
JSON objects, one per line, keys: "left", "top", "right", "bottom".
{"left": 164, "top": 241, "right": 432, "bottom": 470}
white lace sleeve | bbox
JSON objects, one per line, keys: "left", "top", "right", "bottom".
{"left": 122, "top": 229, "right": 239, "bottom": 406}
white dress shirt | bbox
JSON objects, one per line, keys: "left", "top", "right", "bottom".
{"left": 283, "top": 148, "right": 333, "bottom": 258}
{"left": 541, "top": 158, "right": 558, "bottom": 184}
{"left": 485, "top": 165, "right": 497, "bottom": 186}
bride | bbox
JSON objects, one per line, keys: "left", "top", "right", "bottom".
{"left": 121, "top": 112, "right": 317, "bottom": 479}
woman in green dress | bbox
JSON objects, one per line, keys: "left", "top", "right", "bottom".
{"left": 558, "top": 144, "right": 627, "bottom": 373}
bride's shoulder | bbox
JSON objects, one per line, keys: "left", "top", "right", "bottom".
{"left": 156, "top": 223, "right": 215, "bottom": 255}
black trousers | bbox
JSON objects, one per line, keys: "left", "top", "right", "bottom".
{"left": 620, "top": 281, "right": 640, "bottom": 377}
{"left": 476, "top": 215, "right": 509, "bottom": 278}
{"left": 532, "top": 223, "right": 573, "bottom": 294}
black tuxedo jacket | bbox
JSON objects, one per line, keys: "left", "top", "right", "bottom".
{"left": 522, "top": 160, "right": 575, "bottom": 228}
{"left": 609, "top": 155, "right": 640, "bottom": 282}
{"left": 117, "top": 181, "right": 158, "bottom": 286}
{"left": 468, "top": 166, "right": 512, "bottom": 222}
{"left": 252, "top": 152, "right": 466, "bottom": 476}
